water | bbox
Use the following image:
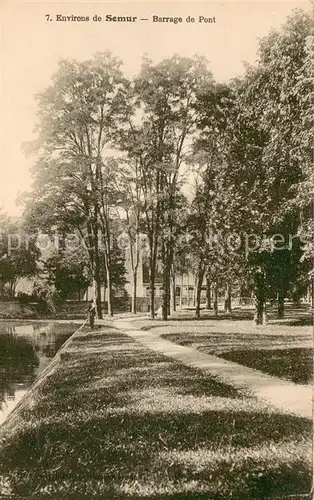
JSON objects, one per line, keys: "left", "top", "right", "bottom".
{"left": 0, "top": 321, "right": 79, "bottom": 425}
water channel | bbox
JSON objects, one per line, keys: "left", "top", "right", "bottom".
{"left": 0, "top": 321, "right": 79, "bottom": 425}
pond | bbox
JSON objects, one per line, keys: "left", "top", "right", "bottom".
{"left": 0, "top": 321, "right": 81, "bottom": 425}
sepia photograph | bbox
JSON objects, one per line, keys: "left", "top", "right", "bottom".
{"left": 0, "top": 1, "right": 313, "bottom": 498}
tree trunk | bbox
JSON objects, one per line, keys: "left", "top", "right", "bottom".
{"left": 162, "top": 269, "right": 170, "bottom": 321}
{"left": 187, "top": 273, "right": 190, "bottom": 306}
{"left": 96, "top": 281, "right": 102, "bottom": 318}
{"left": 9, "top": 279, "right": 16, "bottom": 298}
{"left": 94, "top": 253, "right": 103, "bottom": 319}
{"left": 131, "top": 270, "right": 137, "bottom": 314}
{"left": 206, "top": 277, "right": 211, "bottom": 310}
{"left": 128, "top": 225, "right": 139, "bottom": 316}
{"left": 105, "top": 264, "right": 113, "bottom": 317}
{"left": 255, "top": 300, "right": 264, "bottom": 325}
{"left": 162, "top": 240, "right": 171, "bottom": 321}
{"left": 214, "top": 283, "right": 219, "bottom": 316}
{"left": 106, "top": 278, "right": 113, "bottom": 317}
{"left": 103, "top": 242, "right": 113, "bottom": 317}
{"left": 254, "top": 270, "right": 267, "bottom": 325}
{"left": 224, "top": 282, "right": 232, "bottom": 314}
{"left": 179, "top": 275, "right": 183, "bottom": 308}
{"left": 171, "top": 270, "right": 176, "bottom": 312}
{"left": 147, "top": 230, "right": 158, "bottom": 319}
{"left": 85, "top": 222, "right": 101, "bottom": 318}
{"left": 92, "top": 278, "right": 98, "bottom": 317}
{"left": 149, "top": 268, "right": 155, "bottom": 319}
{"left": 195, "top": 264, "right": 205, "bottom": 319}
{"left": 91, "top": 224, "right": 103, "bottom": 319}
{"left": 193, "top": 275, "right": 197, "bottom": 306}
{"left": 14, "top": 279, "right": 19, "bottom": 297}
{"left": 277, "top": 288, "right": 285, "bottom": 319}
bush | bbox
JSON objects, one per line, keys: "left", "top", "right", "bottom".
{"left": 16, "top": 292, "right": 34, "bottom": 306}
{"left": 32, "top": 282, "right": 63, "bottom": 314}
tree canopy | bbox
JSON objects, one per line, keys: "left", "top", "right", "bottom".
{"left": 19, "top": 9, "right": 313, "bottom": 320}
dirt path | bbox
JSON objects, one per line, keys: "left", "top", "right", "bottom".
{"left": 112, "top": 319, "right": 313, "bottom": 420}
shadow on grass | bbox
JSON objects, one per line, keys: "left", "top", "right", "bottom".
{"left": 35, "top": 348, "right": 242, "bottom": 413}
{"left": 1, "top": 411, "right": 311, "bottom": 498}
{"left": 278, "top": 317, "right": 313, "bottom": 327}
{"left": 141, "top": 310, "right": 255, "bottom": 325}
{"left": 139, "top": 304, "right": 312, "bottom": 327}
{"left": 219, "top": 348, "right": 313, "bottom": 385}
{"left": 160, "top": 332, "right": 311, "bottom": 359}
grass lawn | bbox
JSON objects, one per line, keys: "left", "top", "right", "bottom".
{"left": 0, "top": 326, "right": 311, "bottom": 499}
{"left": 132, "top": 309, "right": 312, "bottom": 386}
{"left": 154, "top": 329, "right": 313, "bottom": 386}
{"left": 218, "top": 348, "right": 313, "bottom": 385}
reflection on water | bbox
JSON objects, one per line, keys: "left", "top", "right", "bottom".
{"left": 0, "top": 322, "right": 77, "bottom": 425}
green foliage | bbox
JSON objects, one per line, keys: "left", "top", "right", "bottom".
{"left": 42, "top": 245, "right": 91, "bottom": 301}
{"left": 99, "top": 235, "right": 127, "bottom": 290}
{"left": 32, "top": 280, "right": 62, "bottom": 314}
{"left": 20, "top": 13, "right": 313, "bottom": 316}
{"left": 0, "top": 212, "right": 39, "bottom": 297}
{"left": 189, "top": 10, "right": 313, "bottom": 315}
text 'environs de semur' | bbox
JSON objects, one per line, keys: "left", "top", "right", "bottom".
{"left": 54, "top": 14, "right": 217, "bottom": 24}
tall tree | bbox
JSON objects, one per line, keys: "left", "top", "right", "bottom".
{"left": 23, "top": 53, "right": 130, "bottom": 317}
{"left": 192, "top": 83, "right": 247, "bottom": 318}
{"left": 134, "top": 55, "right": 213, "bottom": 319}
{"left": 113, "top": 156, "right": 142, "bottom": 314}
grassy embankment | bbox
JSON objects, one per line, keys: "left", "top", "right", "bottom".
{"left": 0, "top": 324, "right": 311, "bottom": 499}
{"left": 0, "top": 300, "right": 89, "bottom": 320}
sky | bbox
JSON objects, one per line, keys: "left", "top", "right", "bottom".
{"left": 1, "top": 0, "right": 312, "bottom": 215}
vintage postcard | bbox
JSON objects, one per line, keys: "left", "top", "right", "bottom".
{"left": 0, "top": 1, "right": 313, "bottom": 498}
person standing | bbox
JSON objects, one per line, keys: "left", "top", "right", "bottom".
{"left": 87, "top": 300, "right": 96, "bottom": 329}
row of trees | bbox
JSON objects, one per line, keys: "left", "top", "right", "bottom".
{"left": 187, "top": 10, "right": 313, "bottom": 322}
{"left": 14, "top": 10, "right": 313, "bottom": 322}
